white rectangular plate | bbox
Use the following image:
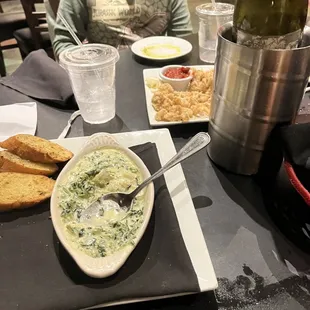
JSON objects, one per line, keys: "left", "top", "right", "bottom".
{"left": 143, "top": 65, "right": 214, "bottom": 127}
{"left": 54, "top": 128, "right": 217, "bottom": 308}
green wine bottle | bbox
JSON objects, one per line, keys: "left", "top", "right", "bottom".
{"left": 233, "top": 0, "right": 308, "bottom": 49}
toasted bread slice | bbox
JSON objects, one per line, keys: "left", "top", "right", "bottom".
{"left": 0, "top": 134, "right": 73, "bottom": 163}
{"left": 0, "top": 172, "right": 55, "bottom": 212}
{"left": 0, "top": 151, "right": 58, "bottom": 176}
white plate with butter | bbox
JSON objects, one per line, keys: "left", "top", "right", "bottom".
{"left": 131, "top": 36, "right": 192, "bottom": 60}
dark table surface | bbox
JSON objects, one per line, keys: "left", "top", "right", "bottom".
{"left": 1, "top": 34, "right": 310, "bottom": 310}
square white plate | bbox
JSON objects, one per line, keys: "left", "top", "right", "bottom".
{"left": 143, "top": 65, "right": 214, "bottom": 127}
{"left": 54, "top": 128, "right": 217, "bottom": 309}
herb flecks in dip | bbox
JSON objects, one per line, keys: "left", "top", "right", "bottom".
{"left": 58, "top": 148, "right": 144, "bottom": 258}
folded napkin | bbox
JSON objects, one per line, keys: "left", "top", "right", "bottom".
{"left": 0, "top": 142, "right": 199, "bottom": 310}
{"left": 0, "top": 50, "right": 77, "bottom": 109}
{"left": 0, "top": 102, "right": 37, "bottom": 141}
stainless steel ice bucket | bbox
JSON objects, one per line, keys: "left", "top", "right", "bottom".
{"left": 207, "top": 23, "right": 310, "bottom": 175}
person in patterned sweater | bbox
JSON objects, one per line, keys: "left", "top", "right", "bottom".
{"left": 46, "top": 0, "right": 192, "bottom": 58}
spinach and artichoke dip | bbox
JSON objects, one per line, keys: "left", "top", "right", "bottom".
{"left": 58, "top": 148, "right": 145, "bottom": 258}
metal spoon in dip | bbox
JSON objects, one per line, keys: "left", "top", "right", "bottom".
{"left": 80, "top": 132, "right": 211, "bottom": 223}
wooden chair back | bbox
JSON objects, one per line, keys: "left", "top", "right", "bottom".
{"left": 20, "top": 0, "right": 48, "bottom": 49}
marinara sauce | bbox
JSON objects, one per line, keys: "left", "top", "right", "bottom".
{"left": 164, "top": 67, "right": 191, "bottom": 79}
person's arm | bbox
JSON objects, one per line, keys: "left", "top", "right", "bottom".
{"left": 167, "top": 0, "right": 193, "bottom": 37}
{"left": 44, "top": 0, "right": 56, "bottom": 45}
{"left": 52, "top": 0, "right": 89, "bottom": 59}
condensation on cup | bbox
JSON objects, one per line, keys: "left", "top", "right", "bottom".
{"left": 59, "top": 44, "right": 120, "bottom": 124}
{"left": 196, "top": 3, "right": 234, "bottom": 64}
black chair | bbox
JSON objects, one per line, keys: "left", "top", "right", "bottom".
{"left": 14, "top": 27, "right": 52, "bottom": 57}
{"left": 0, "top": 0, "right": 28, "bottom": 76}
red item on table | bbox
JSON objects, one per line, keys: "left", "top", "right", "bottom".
{"left": 164, "top": 67, "right": 191, "bottom": 79}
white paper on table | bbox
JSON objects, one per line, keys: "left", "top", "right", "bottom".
{"left": 0, "top": 102, "right": 37, "bottom": 142}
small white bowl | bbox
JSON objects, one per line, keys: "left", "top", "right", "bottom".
{"left": 51, "top": 133, "right": 154, "bottom": 278}
{"left": 159, "top": 65, "right": 192, "bottom": 91}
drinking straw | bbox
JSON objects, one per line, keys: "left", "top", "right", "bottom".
{"left": 57, "top": 12, "right": 83, "bottom": 46}
{"left": 210, "top": 0, "right": 221, "bottom": 32}
{"left": 57, "top": 12, "right": 101, "bottom": 78}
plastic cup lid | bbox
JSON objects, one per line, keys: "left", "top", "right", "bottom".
{"left": 59, "top": 44, "right": 120, "bottom": 70}
{"left": 196, "top": 3, "right": 234, "bottom": 17}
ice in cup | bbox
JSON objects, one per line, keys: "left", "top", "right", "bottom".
{"left": 196, "top": 3, "right": 234, "bottom": 63}
{"left": 59, "top": 44, "right": 120, "bottom": 124}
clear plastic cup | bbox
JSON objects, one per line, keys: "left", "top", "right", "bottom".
{"left": 59, "top": 44, "right": 120, "bottom": 124}
{"left": 196, "top": 3, "right": 234, "bottom": 64}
